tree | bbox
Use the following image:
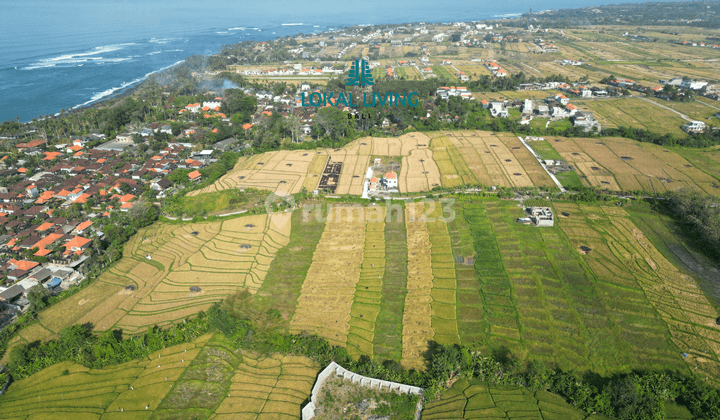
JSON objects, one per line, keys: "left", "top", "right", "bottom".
{"left": 128, "top": 200, "right": 159, "bottom": 228}
{"left": 222, "top": 89, "right": 257, "bottom": 116}
{"left": 26, "top": 285, "right": 50, "bottom": 312}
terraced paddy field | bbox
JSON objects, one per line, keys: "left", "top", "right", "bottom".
{"left": 533, "top": 136, "right": 720, "bottom": 195}
{"left": 7, "top": 212, "right": 292, "bottom": 350}
{"left": 0, "top": 333, "right": 321, "bottom": 420}
{"left": 423, "top": 378, "right": 617, "bottom": 420}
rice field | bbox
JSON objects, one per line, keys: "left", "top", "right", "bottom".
{"left": 401, "top": 202, "right": 439, "bottom": 370}
{"left": 0, "top": 333, "right": 319, "bottom": 420}
{"left": 212, "top": 350, "right": 318, "bottom": 420}
{"left": 183, "top": 130, "right": 720, "bottom": 196}
{"left": 573, "top": 98, "right": 687, "bottom": 137}
{"left": 422, "top": 378, "right": 612, "bottom": 420}
{"left": 289, "top": 206, "right": 367, "bottom": 346}
{"left": 22, "top": 212, "right": 292, "bottom": 341}
{"left": 545, "top": 136, "right": 720, "bottom": 195}
{"left": 188, "top": 150, "right": 318, "bottom": 196}
{"left": 0, "top": 333, "right": 213, "bottom": 419}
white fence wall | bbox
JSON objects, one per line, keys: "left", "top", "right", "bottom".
{"left": 302, "top": 361, "right": 424, "bottom": 420}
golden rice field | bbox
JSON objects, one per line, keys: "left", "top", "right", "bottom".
{"left": 21, "top": 212, "right": 291, "bottom": 342}
{"left": 289, "top": 206, "right": 368, "bottom": 346}
{"left": 187, "top": 131, "right": 720, "bottom": 196}
{"left": 212, "top": 351, "right": 318, "bottom": 420}
{"left": 188, "top": 150, "right": 318, "bottom": 196}
{"left": 546, "top": 136, "right": 720, "bottom": 195}
{"left": 0, "top": 333, "right": 320, "bottom": 420}
{"left": 401, "top": 202, "right": 436, "bottom": 370}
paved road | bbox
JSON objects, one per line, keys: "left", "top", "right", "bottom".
{"left": 163, "top": 209, "right": 248, "bottom": 221}
{"left": 517, "top": 136, "right": 567, "bottom": 193}
{"left": 696, "top": 99, "right": 720, "bottom": 112}
{"left": 637, "top": 96, "right": 693, "bottom": 122}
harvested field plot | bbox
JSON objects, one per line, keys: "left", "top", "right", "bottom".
{"left": 549, "top": 136, "right": 720, "bottom": 195}
{"left": 401, "top": 202, "right": 435, "bottom": 370}
{"left": 211, "top": 351, "right": 318, "bottom": 420}
{"left": 189, "top": 150, "right": 317, "bottom": 196}
{"left": 26, "top": 213, "right": 292, "bottom": 339}
{"left": 400, "top": 149, "right": 442, "bottom": 192}
{"left": 431, "top": 136, "right": 477, "bottom": 187}
{"left": 290, "top": 206, "right": 367, "bottom": 346}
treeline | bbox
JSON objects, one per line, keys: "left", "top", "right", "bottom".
{"left": 5, "top": 295, "right": 720, "bottom": 419}
{"left": 664, "top": 188, "right": 720, "bottom": 259}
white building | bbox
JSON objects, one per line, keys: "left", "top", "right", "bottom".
{"left": 682, "top": 121, "right": 706, "bottom": 133}
{"left": 382, "top": 171, "right": 398, "bottom": 190}
{"left": 202, "top": 101, "right": 222, "bottom": 110}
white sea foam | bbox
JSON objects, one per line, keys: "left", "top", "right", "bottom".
{"left": 71, "top": 60, "right": 184, "bottom": 110}
{"left": 216, "top": 31, "right": 229, "bottom": 34}
{"left": 228, "top": 27, "right": 246, "bottom": 30}
{"left": 22, "top": 43, "right": 137, "bottom": 70}
{"left": 492, "top": 12, "right": 521, "bottom": 18}
{"left": 149, "top": 38, "right": 174, "bottom": 44}
{"left": 146, "top": 51, "right": 162, "bottom": 56}
{"left": 281, "top": 23, "right": 303, "bottom": 26}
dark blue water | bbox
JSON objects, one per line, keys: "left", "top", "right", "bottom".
{"left": 1, "top": 0, "right": 682, "bottom": 122}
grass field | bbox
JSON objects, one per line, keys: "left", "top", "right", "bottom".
{"left": 167, "top": 188, "right": 269, "bottom": 218}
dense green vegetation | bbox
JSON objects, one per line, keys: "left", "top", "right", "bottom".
{"left": 663, "top": 188, "right": 720, "bottom": 260}
{"left": 163, "top": 188, "right": 269, "bottom": 218}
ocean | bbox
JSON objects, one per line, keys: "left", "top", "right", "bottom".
{"left": 1, "top": 0, "right": 674, "bottom": 122}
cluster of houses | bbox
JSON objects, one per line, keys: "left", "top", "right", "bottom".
{"left": 676, "top": 40, "right": 720, "bottom": 49}
{"left": 0, "top": 135, "right": 222, "bottom": 313}
{"left": 436, "top": 86, "right": 474, "bottom": 100}
{"left": 239, "top": 64, "right": 346, "bottom": 77}
{"left": 483, "top": 60, "right": 508, "bottom": 77}
{"left": 532, "top": 39, "right": 559, "bottom": 53}
{"left": 367, "top": 171, "right": 398, "bottom": 195}
{"left": 482, "top": 91, "right": 600, "bottom": 131}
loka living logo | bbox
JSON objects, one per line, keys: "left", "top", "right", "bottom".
{"left": 346, "top": 59, "right": 375, "bottom": 87}
{"left": 301, "top": 59, "right": 418, "bottom": 108}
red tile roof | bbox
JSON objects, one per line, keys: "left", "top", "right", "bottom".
{"left": 75, "top": 220, "right": 93, "bottom": 232}
{"left": 188, "top": 170, "right": 202, "bottom": 180}
{"left": 65, "top": 236, "right": 91, "bottom": 249}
